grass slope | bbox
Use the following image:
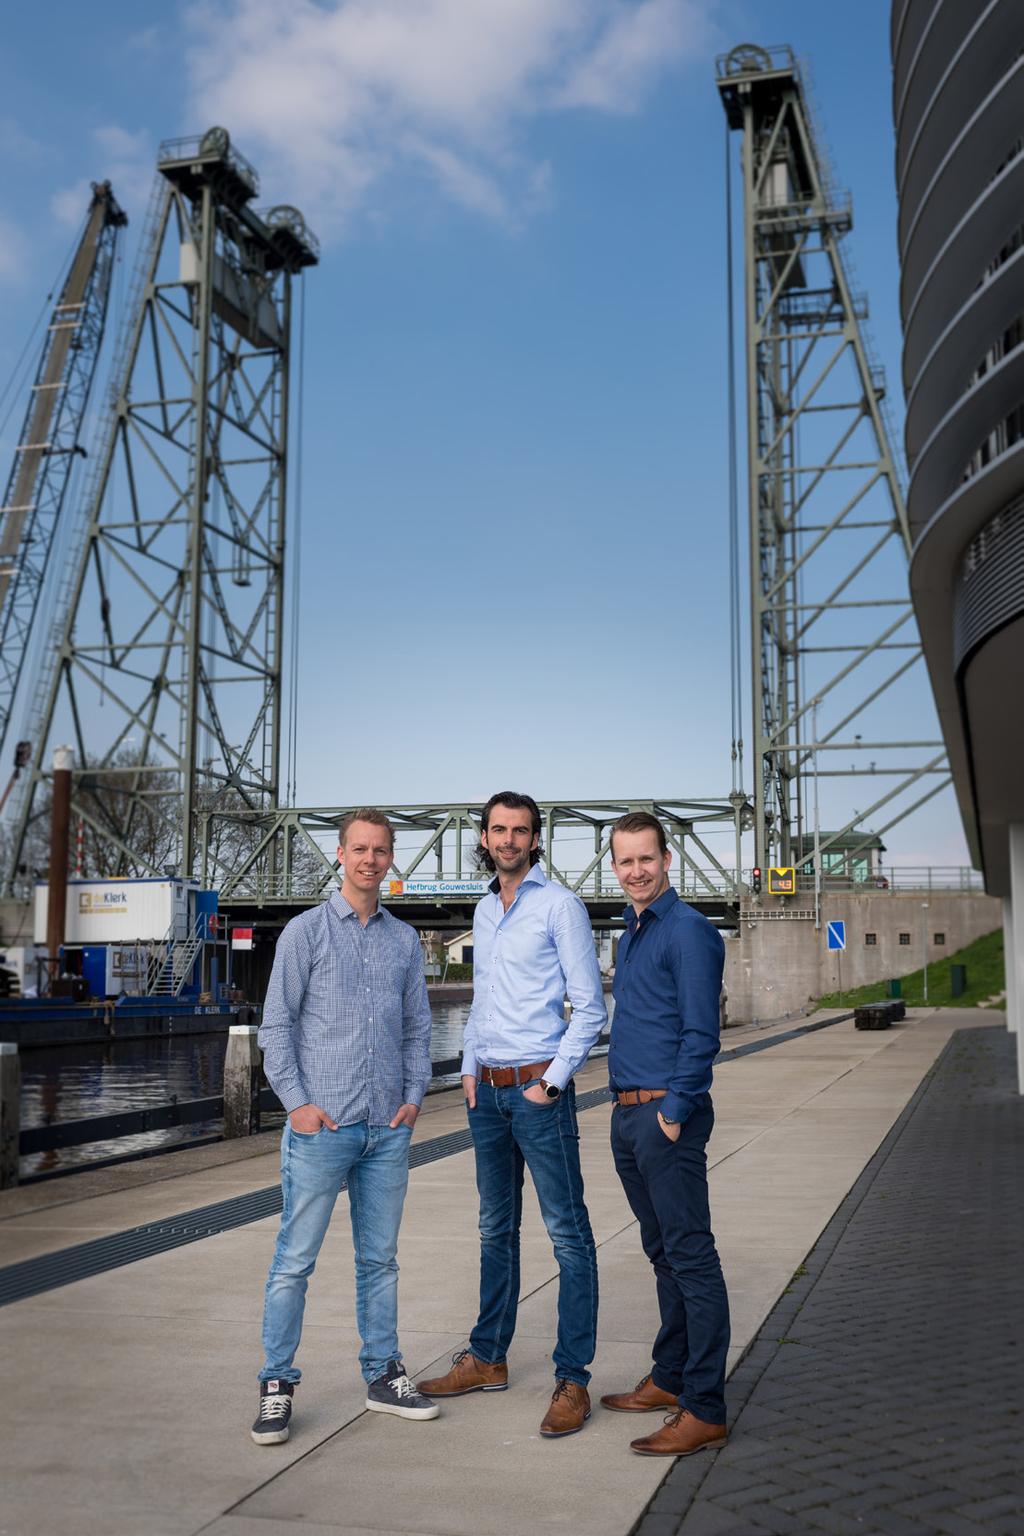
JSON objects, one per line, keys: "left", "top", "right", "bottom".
{"left": 813, "top": 927, "right": 1005, "bottom": 1011}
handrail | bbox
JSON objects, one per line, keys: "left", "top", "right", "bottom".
{"left": 18, "top": 1034, "right": 615, "bottom": 1160}
{"left": 218, "top": 865, "right": 985, "bottom": 903}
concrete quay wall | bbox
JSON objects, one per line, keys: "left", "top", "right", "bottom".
{"left": 724, "top": 891, "right": 1001, "bottom": 1024}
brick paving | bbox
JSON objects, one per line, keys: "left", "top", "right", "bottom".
{"left": 633, "top": 1025, "right": 1024, "bottom": 1536}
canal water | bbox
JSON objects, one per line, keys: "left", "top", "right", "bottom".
{"left": 19, "top": 1002, "right": 473, "bottom": 1180}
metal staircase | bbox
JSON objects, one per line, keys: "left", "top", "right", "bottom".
{"left": 138, "top": 912, "right": 207, "bottom": 997}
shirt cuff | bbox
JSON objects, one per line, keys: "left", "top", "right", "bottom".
{"left": 403, "top": 1085, "right": 425, "bottom": 1108}
{"left": 543, "top": 1057, "right": 573, "bottom": 1092}
{"left": 278, "top": 1082, "right": 310, "bottom": 1115}
{"left": 662, "top": 1091, "right": 691, "bottom": 1124}
{"left": 460, "top": 1049, "right": 478, "bottom": 1078}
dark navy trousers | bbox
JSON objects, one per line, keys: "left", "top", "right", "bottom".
{"left": 610, "top": 1096, "right": 730, "bottom": 1424}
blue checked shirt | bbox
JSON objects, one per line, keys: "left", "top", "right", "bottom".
{"left": 258, "top": 890, "right": 433, "bottom": 1125}
{"left": 460, "top": 864, "right": 607, "bottom": 1090}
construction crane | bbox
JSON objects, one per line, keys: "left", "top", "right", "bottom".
{"left": 0, "top": 182, "right": 127, "bottom": 770}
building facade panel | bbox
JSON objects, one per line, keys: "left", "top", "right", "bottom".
{"left": 893, "top": 0, "right": 1024, "bottom": 896}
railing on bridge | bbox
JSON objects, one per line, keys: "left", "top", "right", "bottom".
{"left": 215, "top": 863, "right": 985, "bottom": 908}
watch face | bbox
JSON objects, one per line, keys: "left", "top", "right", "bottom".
{"left": 545, "top": 1083, "right": 560, "bottom": 1098}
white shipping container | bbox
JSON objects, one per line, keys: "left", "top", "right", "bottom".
{"left": 34, "top": 878, "right": 194, "bottom": 945}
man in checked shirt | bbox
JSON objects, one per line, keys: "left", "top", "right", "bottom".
{"left": 251, "top": 808, "right": 439, "bottom": 1444}
{"left": 418, "top": 791, "right": 607, "bottom": 1437}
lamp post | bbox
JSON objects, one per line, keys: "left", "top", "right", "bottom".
{"left": 921, "top": 901, "right": 930, "bottom": 1003}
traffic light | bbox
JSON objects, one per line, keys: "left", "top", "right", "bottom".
{"left": 751, "top": 867, "right": 762, "bottom": 895}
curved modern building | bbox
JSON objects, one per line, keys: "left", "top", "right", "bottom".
{"left": 891, "top": 0, "right": 1024, "bottom": 1076}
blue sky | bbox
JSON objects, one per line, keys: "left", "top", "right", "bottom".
{"left": 0, "top": 1, "right": 971, "bottom": 868}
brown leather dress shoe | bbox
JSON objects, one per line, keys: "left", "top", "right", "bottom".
{"left": 630, "top": 1409, "right": 727, "bottom": 1457}
{"left": 600, "top": 1373, "right": 680, "bottom": 1413}
{"left": 416, "top": 1349, "right": 508, "bottom": 1397}
{"left": 539, "top": 1380, "right": 591, "bottom": 1437}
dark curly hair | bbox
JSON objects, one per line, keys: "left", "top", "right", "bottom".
{"left": 475, "top": 791, "right": 543, "bottom": 873}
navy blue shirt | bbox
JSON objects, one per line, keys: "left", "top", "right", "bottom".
{"left": 609, "top": 886, "right": 725, "bottom": 1124}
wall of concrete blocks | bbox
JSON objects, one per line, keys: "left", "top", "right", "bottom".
{"left": 723, "top": 892, "right": 1003, "bottom": 1025}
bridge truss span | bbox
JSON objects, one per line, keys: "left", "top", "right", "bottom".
{"left": 205, "top": 795, "right": 753, "bottom": 924}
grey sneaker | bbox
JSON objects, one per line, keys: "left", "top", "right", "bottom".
{"left": 366, "top": 1359, "right": 440, "bottom": 1420}
{"left": 251, "top": 1379, "right": 294, "bottom": 1444}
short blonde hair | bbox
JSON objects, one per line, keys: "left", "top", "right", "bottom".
{"left": 338, "top": 807, "right": 394, "bottom": 854}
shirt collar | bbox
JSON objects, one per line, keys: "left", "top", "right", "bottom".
{"left": 330, "top": 887, "right": 382, "bottom": 921}
{"left": 623, "top": 883, "right": 678, "bottom": 929}
{"left": 488, "top": 862, "right": 548, "bottom": 897}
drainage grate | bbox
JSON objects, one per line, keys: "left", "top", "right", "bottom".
{"left": 718, "top": 1012, "right": 853, "bottom": 1063}
{"left": 0, "top": 1011, "right": 853, "bottom": 1308}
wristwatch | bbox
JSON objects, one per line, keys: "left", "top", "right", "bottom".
{"left": 538, "top": 1078, "right": 561, "bottom": 1100}
{"left": 659, "top": 1112, "right": 679, "bottom": 1125}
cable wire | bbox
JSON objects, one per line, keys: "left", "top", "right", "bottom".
{"left": 285, "top": 275, "right": 306, "bottom": 806}
{"left": 0, "top": 207, "right": 90, "bottom": 439}
{"left": 725, "top": 123, "right": 743, "bottom": 793}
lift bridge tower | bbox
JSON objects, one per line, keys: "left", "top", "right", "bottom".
{"left": 5, "top": 129, "right": 318, "bottom": 889}
{"left": 718, "top": 45, "right": 949, "bottom": 875}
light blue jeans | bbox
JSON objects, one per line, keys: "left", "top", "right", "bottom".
{"left": 260, "top": 1120, "right": 413, "bottom": 1386}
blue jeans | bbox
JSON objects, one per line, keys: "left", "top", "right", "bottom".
{"left": 260, "top": 1120, "right": 413, "bottom": 1386}
{"left": 467, "top": 1080, "right": 598, "bottom": 1387}
{"left": 610, "top": 1097, "right": 730, "bottom": 1424}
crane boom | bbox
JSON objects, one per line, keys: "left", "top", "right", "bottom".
{"left": 0, "top": 180, "right": 126, "bottom": 762}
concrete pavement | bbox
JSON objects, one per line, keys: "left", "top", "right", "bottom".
{"left": 0, "top": 1009, "right": 990, "bottom": 1536}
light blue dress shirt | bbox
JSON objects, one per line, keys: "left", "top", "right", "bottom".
{"left": 259, "top": 889, "right": 432, "bottom": 1125}
{"left": 460, "top": 864, "right": 607, "bottom": 1091}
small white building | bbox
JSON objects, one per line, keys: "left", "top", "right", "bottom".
{"left": 445, "top": 931, "right": 474, "bottom": 965}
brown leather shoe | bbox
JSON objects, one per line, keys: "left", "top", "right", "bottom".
{"left": 630, "top": 1409, "right": 727, "bottom": 1457}
{"left": 539, "top": 1380, "right": 591, "bottom": 1437}
{"left": 600, "top": 1373, "right": 679, "bottom": 1413}
{"left": 416, "top": 1349, "right": 508, "bottom": 1397}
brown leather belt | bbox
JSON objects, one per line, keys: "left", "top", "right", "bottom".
{"left": 479, "top": 1059, "right": 553, "bottom": 1088}
{"left": 615, "top": 1089, "right": 668, "bottom": 1106}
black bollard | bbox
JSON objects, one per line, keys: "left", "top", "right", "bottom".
{"left": 0, "top": 1043, "right": 20, "bottom": 1188}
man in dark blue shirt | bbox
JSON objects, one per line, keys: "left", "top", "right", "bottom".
{"left": 601, "top": 811, "right": 730, "bottom": 1457}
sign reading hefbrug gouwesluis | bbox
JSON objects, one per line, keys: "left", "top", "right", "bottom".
{"left": 388, "top": 880, "right": 491, "bottom": 897}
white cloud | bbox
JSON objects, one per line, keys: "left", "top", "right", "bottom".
{"left": 556, "top": 0, "right": 708, "bottom": 112}
{"left": 50, "top": 124, "right": 155, "bottom": 230}
{"left": 183, "top": 0, "right": 716, "bottom": 238}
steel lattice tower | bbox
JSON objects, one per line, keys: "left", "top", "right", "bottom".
{"left": 6, "top": 130, "right": 318, "bottom": 888}
{"left": 0, "top": 182, "right": 126, "bottom": 765}
{"left": 718, "top": 45, "right": 949, "bottom": 873}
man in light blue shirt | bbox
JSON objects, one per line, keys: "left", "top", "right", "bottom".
{"left": 252, "top": 808, "right": 439, "bottom": 1445}
{"left": 418, "top": 791, "right": 606, "bottom": 1438}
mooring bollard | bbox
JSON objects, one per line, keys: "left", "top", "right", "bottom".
{"left": 224, "top": 1024, "right": 261, "bottom": 1139}
{"left": 0, "top": 1043, "right": 20, "bottom": 1189}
